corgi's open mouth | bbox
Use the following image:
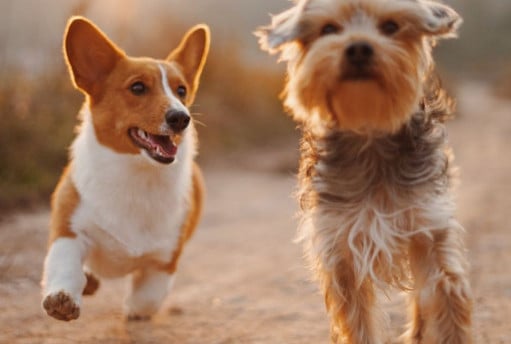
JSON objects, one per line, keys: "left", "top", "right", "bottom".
{"left": 128, "top": 128, "right": 177, "bottom": 164}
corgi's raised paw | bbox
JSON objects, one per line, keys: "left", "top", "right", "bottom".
{"left": 43, "top": 290, "right": 80, "bottom": 321}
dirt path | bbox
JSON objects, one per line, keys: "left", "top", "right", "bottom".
{"left": 0, "top": 84, "right": 510, "bottom": 343}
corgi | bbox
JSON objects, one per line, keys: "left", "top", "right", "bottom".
{"left": 41, "top": 16, "right": 210, "bottom": 321}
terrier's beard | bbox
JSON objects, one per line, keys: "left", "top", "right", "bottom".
{"left": 326, "top": 80, "right": 421, "bottom": 134}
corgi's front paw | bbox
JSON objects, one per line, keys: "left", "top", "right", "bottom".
{"left": 43, "top": 290, "right": 80, "bottom": 321}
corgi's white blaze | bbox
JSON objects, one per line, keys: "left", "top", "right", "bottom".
{"left": 158, "top": 63, "right": 189, "bottom": 116}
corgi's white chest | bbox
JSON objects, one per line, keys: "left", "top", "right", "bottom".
{"left": 69, "top": 108, "right": 194, "bottom": 277}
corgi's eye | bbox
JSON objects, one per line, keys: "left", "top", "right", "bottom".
{"left": 130, "top": 82, "right": 146, "bottom": 96}
{"left": 320, "top": 23, "right": 340, "bottom": 36}
{"left": 380, "top": 20, "right": 400, "bottom": 36}
{"left": 176, "top": 85, "right": 187, "bottom": 98}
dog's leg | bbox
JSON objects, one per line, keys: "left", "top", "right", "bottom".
{"left": 82, "top": 269, "right": 100, "bottom": 296}
{"left": 42, "top": 237, "right": 87, "bottom": 321}
{"left": 124, "top": 268, "right": 174, "bottom": 320}
{"left": 407, "top": 229, "right": 472, "bottom": 344}
{"left": 123, "top": 164, "right": 203, "bottom": 321}
{"left": 321, "top": 260, "right": 384, "bottom": 344}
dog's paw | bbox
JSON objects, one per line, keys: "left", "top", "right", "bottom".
{"left": 42, "top": 290, "right": 80, "bottom": 321}
{"left": 123, "top": 292, "right": 161, "bottom": 322}
{"left": 125, "top": 313, "right": 152, "bottom": 321}
{"left": 124, "top": 301, "right": 157, "bottom": 321}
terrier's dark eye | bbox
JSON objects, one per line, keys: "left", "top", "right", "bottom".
{"left": 176, "top": 85, "right": 187, "bottom": 98}
{"left": 380, "top": 20, "right": 400, "bottom": 35}
{"left": 320, "top": 23, "right": 340, "bottom": 36}
{"left": 130, "top": 82, "right": 146, "bottom": 95}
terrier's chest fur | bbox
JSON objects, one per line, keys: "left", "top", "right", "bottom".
{"left": 297, "top": 107, "right": 458, "bottom": 287}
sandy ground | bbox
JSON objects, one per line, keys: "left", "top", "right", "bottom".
{"left": 0, "top": 83, "right": 510, "bottom": 343}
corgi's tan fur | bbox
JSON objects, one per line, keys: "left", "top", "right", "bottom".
{"left": 41, "top": 16, "right": 210, "bottom": 321}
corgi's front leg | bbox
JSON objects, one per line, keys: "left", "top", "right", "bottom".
{"left": 42, "top": 237, "right": 88, "bottom": 321}
{"left": 42, "top": 167, "right": 87, "bottom": 321}
{"left": 124, "top": 268, "right": 174, "bottom": 320}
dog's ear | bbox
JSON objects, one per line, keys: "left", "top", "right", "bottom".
{"left": 64, "top": 16, "right": 124, "bottom": 97}
{"left": 417, "top": 0, "right": 462, "bottom": 38}
{"left": 167, "top": 25, "right": 210, "bottom": 100}
{"left": 256, "top": 0, "right": 309, "bottom": 54}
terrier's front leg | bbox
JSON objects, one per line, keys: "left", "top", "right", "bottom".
{"left": 407, "top": 228, "right": 473, "bottom": 344}
{"left": 124, "top": 268, "right": 174, "bottom": 321}
{"left": 320, "top": 261, "right": 385, "bottom": 344}
{"left": 42, "top": 237, "right": 87, "bottom": 321}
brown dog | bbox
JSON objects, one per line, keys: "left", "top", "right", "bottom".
{"left": 257, "top": 1, "right": 472, "bottom": 343}
{"left": 42, "top": 16, "right": 209, "bottom": 322}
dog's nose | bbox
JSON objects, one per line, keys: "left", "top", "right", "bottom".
{"left": 165, "top": 110, "right": 190, "bottom": 132}
{"left": 345, "top": 42, "right": 374, "bottom": 66}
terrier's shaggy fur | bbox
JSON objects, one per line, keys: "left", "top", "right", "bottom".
{"left": 257, "top": 1, "right": 472, "bottom": 343}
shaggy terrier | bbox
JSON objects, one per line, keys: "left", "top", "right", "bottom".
{"left": 257, "top": 0, "right": 472, "bottom": 343}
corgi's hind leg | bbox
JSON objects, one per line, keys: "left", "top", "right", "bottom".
{"left": 124, "top": 268, "right": 174, "bottom": 321}
{"left": 83, "top": 270, "right": 100, "bottom": 296}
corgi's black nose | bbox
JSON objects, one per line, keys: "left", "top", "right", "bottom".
{"left": 345, "top": 42, "right": 374, "bottom": 66}
{"left": 165, "top": 110, "right": 190, "bottom": 132}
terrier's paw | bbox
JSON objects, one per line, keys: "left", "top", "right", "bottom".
{"left": 42, "top": 291, "right": 80, "bottom": 321}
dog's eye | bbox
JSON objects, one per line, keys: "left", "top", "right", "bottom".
{"left": 380, "top": 20, "right": 400, "bottom": 36}
{"left": 176, "top": 85, "right": 187, "bottom": 98}
{"left": 320, "top": 23, "right": 340, "bottom": 36}
{"left": 130, "top": 82, "right": 146, "bottom": 96}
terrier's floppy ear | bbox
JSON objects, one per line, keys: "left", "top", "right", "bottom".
{"left": 64, "top": 16, "right": 124, "bottom": 98}
{"left": 256, "top": 0, "right": 310, "bottom": 54}
{"left": 167, "top": 25, "right": 210, "bottom": 102}
{"left": 417, "top": 0, "right": 462, "bottom": 38}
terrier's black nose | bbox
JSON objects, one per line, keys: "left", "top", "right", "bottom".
{"left": 165, "top": 110, "right": 190, "bottom": 132}
{"left": 345, "top": 42, "right": 374, "bottom": 66}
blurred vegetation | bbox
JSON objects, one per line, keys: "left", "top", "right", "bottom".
{"left": 0, "top": 69, "right": 81, "bottom": 211}
{"left": 494, "top": 68, "right": 511, "bottom": 99}
{"left": 198, "top": 50, "right": 294, "bottom": 154}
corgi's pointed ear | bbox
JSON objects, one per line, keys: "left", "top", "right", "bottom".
{"left": 167, "top": 25, "right": 210, "bottom": 100}
{"left": 64, "top": 16, "right": 124, "bottom": 97}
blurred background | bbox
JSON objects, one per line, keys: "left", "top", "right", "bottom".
{"left": 0, "top": 0, "right": 510, "bottom": 211}
{"left": 0, "top": 1, "right": 510, "bottom": 342}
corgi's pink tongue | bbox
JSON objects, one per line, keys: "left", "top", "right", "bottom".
{"left": 129, "top": 128, "right": 178, "bottom": 164}
{"left": 147, "top": 133, "right": 177, "bottom": 157}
